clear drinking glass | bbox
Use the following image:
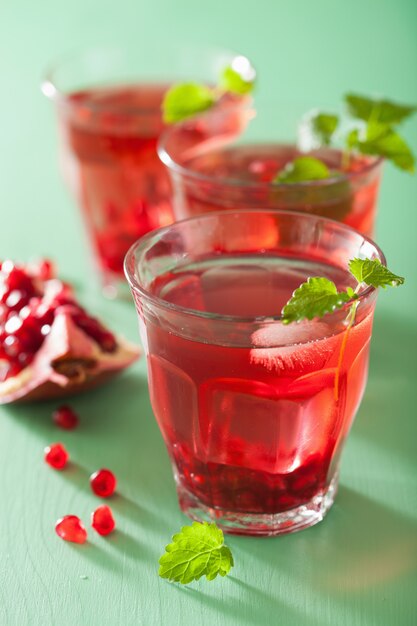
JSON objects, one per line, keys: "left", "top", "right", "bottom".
{"left": 158, "top": 103, "right": 383, "bottom": 237}
{"left": 125, "top": 209, "right": 384, "bottom": 536}
{"left": 42, "top": 45, "right": 253, "bottom": 297}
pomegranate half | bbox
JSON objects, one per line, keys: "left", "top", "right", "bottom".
{"left": 0, "top": 260, "right": 140, "bottom": 403}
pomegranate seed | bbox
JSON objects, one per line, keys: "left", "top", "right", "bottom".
{"left": 5, "top": 315, "right": 23, "bottom": 334}
{"left": 6, "top": 290, "right": 25, "bottom": 310}
{"left": 55, "top": 515, "right": 87, "bottom": 544}
{"left": 37, "top": 259, "right": 55, "bottom": 281}
{"left": 18, "top": 352, "right": 32, "bottom": 368}
{"left": 72, "top": 312, "right": 117, "bottom": 353}
{"left": 1, "top": 260, "right": 15, "bottom": 274}
{"left": 44, "top": 443, "right": 69, "bottom": 469}
{"left": 91, "top": 505, "right": 116, "bottom": 536}
{"left": 53, "top": 405, "right": 79, "bottom": 430}
{"left": 90, "top": 468, "right": 117, "bottom": 497}
{"left": 4, "top": 335, "right": 20, "bottom": 358}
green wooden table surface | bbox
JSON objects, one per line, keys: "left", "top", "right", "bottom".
{"left": 1, "top": 1, "right": 416, "bottom": 624}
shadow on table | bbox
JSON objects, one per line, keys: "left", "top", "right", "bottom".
{"left": 240, "top": 484, "right": 417, "bottom": 588}
{"left": 4, "top": 368, "right": 174, "bottom": 524}
{"left": 351, "top": 313, "right": 417, "bottom": 467}
{"left": 172, "top": 576, "right": 325, "bottom": 626}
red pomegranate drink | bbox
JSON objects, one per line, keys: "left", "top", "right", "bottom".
{"left": 43, "top": 46, "right": 252, "bottom": 296}
{"left": 57, "top": 84, "right": 171, "bottom": 284}
{"left": 125, "top": 210, "right": 384, "bottom": 536}
{"left": 159, "top": 105, "right": 383, "bottom": 237}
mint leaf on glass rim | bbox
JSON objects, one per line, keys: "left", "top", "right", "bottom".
{"left": 220, "top": 56, "right": 256, "bottom": 95}
{"left": 273, "top": 156, "right": 330, "bottom": 184}
{"left": 348, "top": 258, "right": 405, "bottom": 288}
{"left": 281, "top": 277, "right": 352, "bottom": 324}
{"left": 349, "top": 121, "right": 415, "bottom": 172}
{"left": 158, "top": 521, "right": 234, "bottom": 584}
{"left": 282, "top": 259, "right": 404, "bottom": 325}
{"left": 311, "top": 112, "right": 339, "bottom": 146}
{"left": 345, "top": 93, "right": 417, "bottom": 125}
{"left": 162, "top": 83, "right": 216, "bottom": 124}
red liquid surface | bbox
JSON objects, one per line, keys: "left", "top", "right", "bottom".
{"left": 60, "top": 84, "right": 172, "bottom": 278}
{"left": 145, "top": 254, "right": 373, "bottom": 515}
{"left": 173, "top": 144, "right": 381, "bottom": 236}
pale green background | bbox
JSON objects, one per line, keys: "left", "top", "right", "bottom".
{"left": 1, "top": 1, "right": 416, "bottom": 625}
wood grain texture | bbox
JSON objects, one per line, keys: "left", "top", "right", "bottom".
{"left": 1, "top": 0, "right": 417, "bottom": 623}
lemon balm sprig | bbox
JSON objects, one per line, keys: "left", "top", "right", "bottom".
{"left": 282, "top": 258, "right": 404, "bottom": 401}
{"left": 278, "top": 93, "right": 416, "bottom": 184}
{"left": 294, "top": 93, "right": 417, "bottom": 178}
{"left": 158, "top": 521, "right": 234, "bottom": 584}
{"left": 281, "top": 258, "right": 404, "bottom": 325}
{"left": 162, "top": 56, "right": 256, "bottom": 124}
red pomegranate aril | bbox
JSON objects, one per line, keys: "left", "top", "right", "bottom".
{"left": 18, "top": 352, "right": 32, "bottom": 368}
{"left": 55, "top": 515, "right": 87, "bottom": 544}
{"left": 0, "top": 304, "right": 7, "bottom": 324}
{"left": 53, "top": 405, "right": 79, "bottom": 430}
{"left": 44, "top": 443, "right": 69, "bottom": 469}
{"left": 41, "top": 324, "right": 51, "bottom": 336}
{"left": 90, "top": 469, "right": 117, "bottom": 497}
{"left": 91, "top": 505, "right": 116, "bottom": 536}
{"left": 5, "top": 267, "right": 37, "bottom": 298}
{"left": 5, "top": 290, "right": 26, "bottom": 310}
{"left": 5, "top": 315, "right": 23, "bottom": 334}
{"left": 4, "top": 335, "right": 20, "bottom": 358}
{"left": 72, "top": 312, "right": 117, "bottom": 353}
{"left": 0, "top": 260, "right": 15, "bottom": 273}
{"left": 37, "top": 259, "right": 55, "bottom": 281}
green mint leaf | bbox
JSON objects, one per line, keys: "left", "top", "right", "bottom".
{"left": 351, "top": 121, "right": 415, "bottom": 172}
{"left": 348, "top": 258, "right": 405, "bottom": 289}
{"left": 220, "top": 57, "right": 256, "bottom": 95}
{"left": 345, "top": 93, "right": 417, "bottom": 125}
{"left": 311, "top": 112, "right": 339, "bottom": 146}
{"left": 158, "top": 521, "right": 234, "bottom": 584}
{"left": 162, "top": 83, "right": 215, "bottom": 124}
{"left": 273, "top": 156, "right": 330, "bottom": 184}
{"left": 345, "top": 127, "right": 360, "bottom": 151}
{"left": 281, "top": 277, "right": 352, "bottom": 324}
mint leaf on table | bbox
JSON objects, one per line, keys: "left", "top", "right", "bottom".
{"left": 348, "top": 121, "right": 415, "bottom": 172}
{"left": 273, "top": 156, "right": 330, "bottom": 184}
{"left": 220, "top": 58, "right": 256, "bottom": 95}
{"left": 158, "top": 521, "right": 234, "bottom": 584}
{"left": 281, "top": 277, "right": 352, "bottom": 324}
{"left": 162, "top": 83, "right": 216, "bottom": 124}
{"left": 345, "top": 93, "right": 417, "bottom": 125}
{"left": 348, "top": 258, "right": 405, "bottom": 288}
{"left": 311, "top": 112, "right": 339, "bottom": 145}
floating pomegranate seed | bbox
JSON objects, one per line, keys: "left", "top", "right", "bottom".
{"left": 53, "top": 405, "right": 79, "bottom": 430}
{"left": 55, "top": 515, "right": 87, "bottom": 543}
{"left": 91, "top": 505, "right": 116, "bottom": 536}
{"left": 44, "top": 443, "right": 69, "bottom": 469}
{"left": 90, "top": 468, "right": 117, "bottom": 497}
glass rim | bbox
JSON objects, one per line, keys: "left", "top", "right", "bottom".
{"left": 41, "top": 43, "right": 252, "bottom": 116}
{"left": 124, "top": 208, "right": 386, "bottom": 324}
{"left": 158, "top": 112, "right": 383, "bottom": 189}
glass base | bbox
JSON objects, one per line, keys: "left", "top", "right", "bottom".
{"left": 177, "top": 473, "right": 339, "bottom": 536}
